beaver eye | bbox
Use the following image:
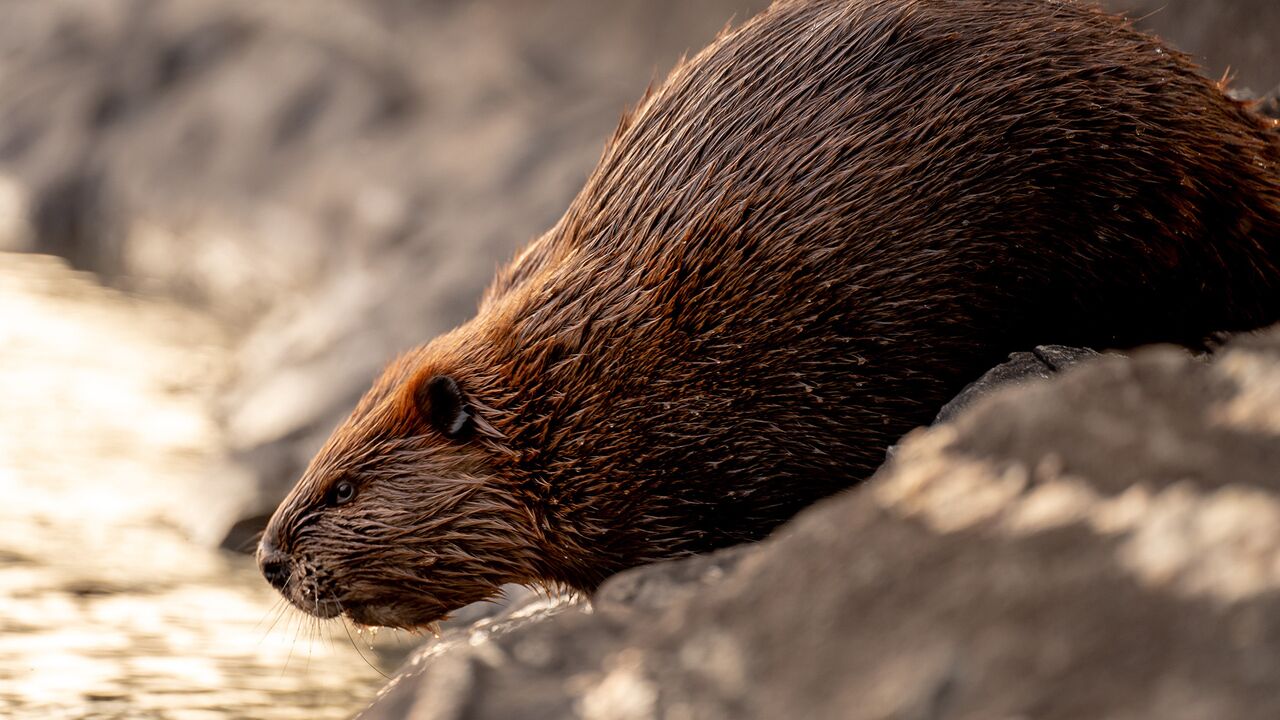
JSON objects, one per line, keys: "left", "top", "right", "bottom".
{"left": 329, "top": 480, "right": 356, "bottom": 507}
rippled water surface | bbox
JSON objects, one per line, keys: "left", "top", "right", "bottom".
{"left": 0, "top": 254, "right": 408, "bottom": 719}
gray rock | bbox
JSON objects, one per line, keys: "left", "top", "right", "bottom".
{"left": 359, "top": 324, "right": 1280, "bottom": 720}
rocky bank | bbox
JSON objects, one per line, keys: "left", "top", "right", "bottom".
{"left": 359, "top": 325, "right": 1280, "bottom": 720}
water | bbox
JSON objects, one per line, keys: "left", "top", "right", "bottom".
{"left": 0, "top": 253, "right": 406, "bottom": 719}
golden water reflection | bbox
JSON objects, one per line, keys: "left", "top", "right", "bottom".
{"left": 0, "top": 253, "right": 404, "bottom": 719}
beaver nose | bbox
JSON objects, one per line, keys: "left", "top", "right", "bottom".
{"left": 257, "top": 538, "right": 292, "bottom": 593}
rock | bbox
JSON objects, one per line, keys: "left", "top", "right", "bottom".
{"left": 0, "top": 174, "right": 31, "bottom": 251}
{"left": 359, "top": 324, "right": 1280, "bottom": 719}
{"left": 933, "top": 345, "right": 1102, "bottom": 425}
{"left": 1120, "top": 0, "right": 1280, "bottom": 94}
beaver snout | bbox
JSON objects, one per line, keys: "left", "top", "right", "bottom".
{"left": 256, "top": 538, "right": 291, "bottom": 594}
{"left": 255, "top": 536, "right": 345, "bottom": 619}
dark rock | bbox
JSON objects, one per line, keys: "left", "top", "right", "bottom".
{"left": 1122, "top": 0, "right": 1280, "bottom": 93}
{"left": 30, "top": 168, "right": 121, "bottom": 275}
{"left": 933, "top": 345, "right": 1102, "bottom": 425}
{"left": 218, "top": 512, "right": 271, "bottom": 554}
{"left": 360, "top": 324, "right": 1280, "bottom": 719}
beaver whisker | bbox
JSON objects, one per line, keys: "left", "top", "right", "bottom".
{"left": 330, "top": 598, "right": 390, "bottom": 680}
{"left": 258, "top": 594, "right": 294, "bottom": 640}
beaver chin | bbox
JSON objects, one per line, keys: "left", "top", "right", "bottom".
{"left": 271, "top": 580, "right": 343, "bottom": 619}
{"left": 340, "top": 598, "right": 454, "bottom": 632}
{"left": 274, "top": 584, "right": 444, "bottom": 629}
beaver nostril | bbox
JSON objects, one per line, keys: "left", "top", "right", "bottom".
{"left": 257, "top": 539, "right": 292, "bottom": 593}
{"left": 260, "top": 556, "right": 291, "bottom": 592}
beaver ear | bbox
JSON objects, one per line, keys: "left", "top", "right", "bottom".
{"left": 415, "top": 375, "right": 472, "bottom": 440}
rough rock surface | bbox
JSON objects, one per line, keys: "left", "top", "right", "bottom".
{"left": 358, "top": 324, "right": 1280, "bottom": 720}
{"left": 0, "top": 0, "right": 1275, "bottom": 544}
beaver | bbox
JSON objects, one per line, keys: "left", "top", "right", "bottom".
{"left": 258, "top": 0, "right": 1280, "bottom": 630}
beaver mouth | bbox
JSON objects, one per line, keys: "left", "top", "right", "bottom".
{"left": 279, "top": 583, "right": 423, "bottom": 627}
{"left": 272, "top": 577, "right": 344, "bottom": 619}
{"left": 257, "top": 540, "right": 344, "bottom": 617}
{"left": 290, "top": 594, "right": 344, "bottom": 619}
{"left": 259, "top": 543, "right": 495, "bottom": 630}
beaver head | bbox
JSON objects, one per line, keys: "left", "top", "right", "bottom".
{"left": 255, "top": 254, "right": 736, "bottom": 630}
{"left": 254, "top": 338, "right": 544, "bottom": 630}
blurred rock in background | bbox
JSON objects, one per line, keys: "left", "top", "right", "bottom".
{"left": 0, "top": 0, "right": 770, "bottom": 542}
{"left": 0, "top": 0, "right": 1273, "bottom": 546}
{"left": 1125, "top": 0, "right": 1280, "bottom": 94}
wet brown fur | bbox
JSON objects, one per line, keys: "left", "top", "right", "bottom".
{"left": 260, "top": 0, "right": 1280, "bottom": 629}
